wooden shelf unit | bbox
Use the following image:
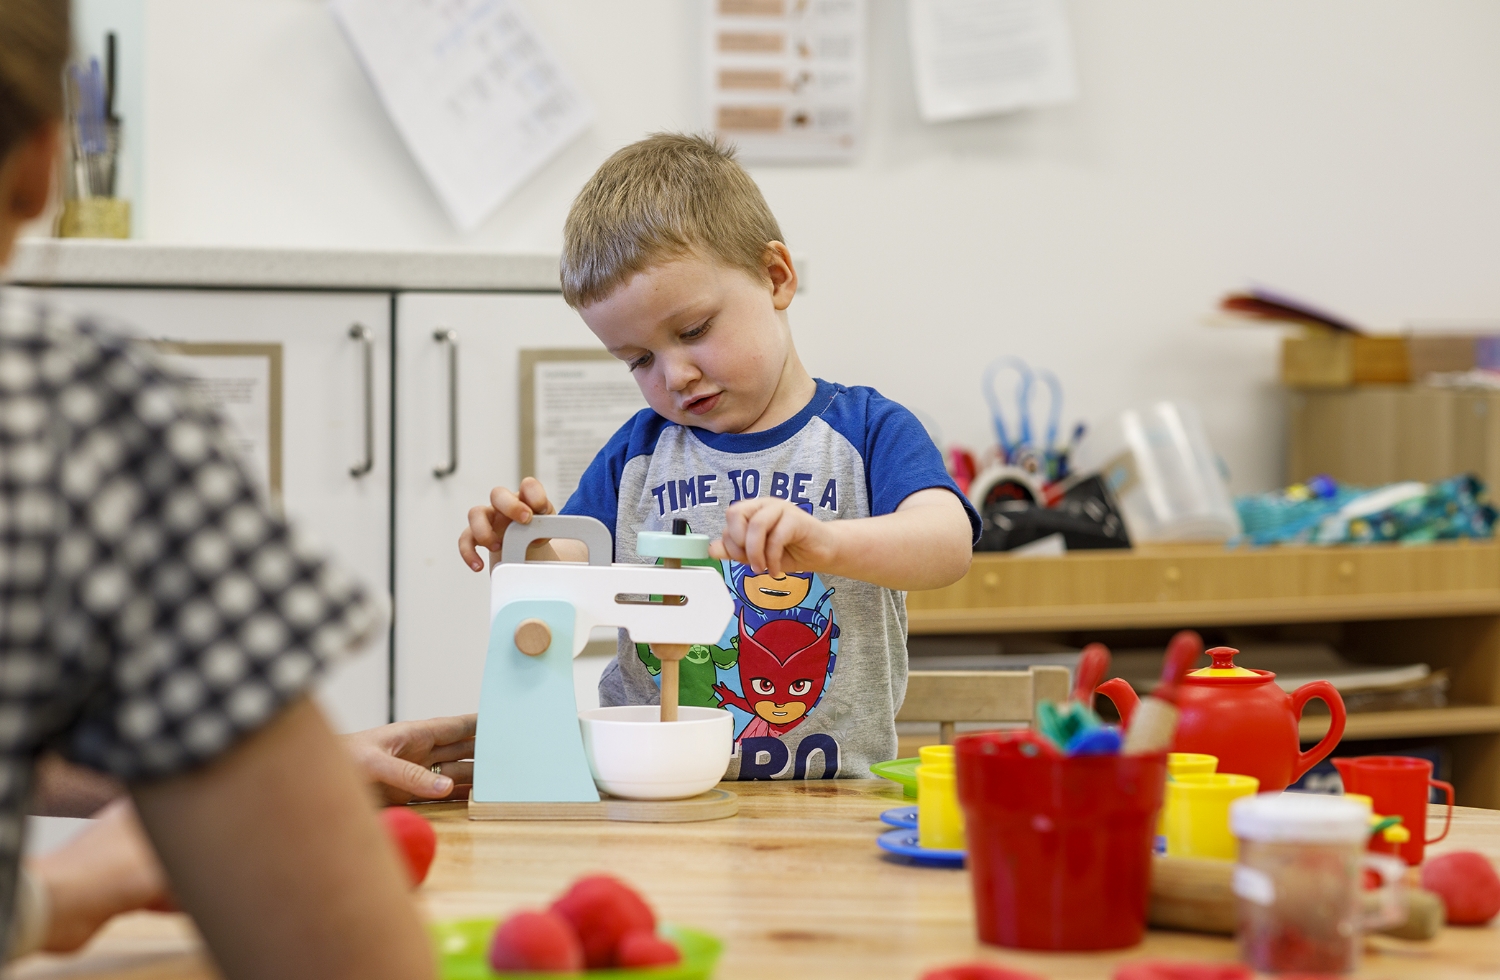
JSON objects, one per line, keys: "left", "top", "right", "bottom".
{"left": 907, "top": 541, "right": 1500, "bottom": 808}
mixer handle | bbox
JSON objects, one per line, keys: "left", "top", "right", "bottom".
{"left": 500, "top": 515, "right": 613, "bottom": 567}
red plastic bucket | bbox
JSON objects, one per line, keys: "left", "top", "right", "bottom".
{"left": 955, "top": 732, "right": 1167, "bottom": 951}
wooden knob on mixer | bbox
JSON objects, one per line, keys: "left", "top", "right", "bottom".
{"left": 514, "top": 618, "right": 552, "bottom": 656}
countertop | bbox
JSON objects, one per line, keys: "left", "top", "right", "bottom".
{"left": 9, "top": 782, "right": 1498, "bottom": 980}
{"left": 4, "top": 239, "right": 562, "bottom": 292}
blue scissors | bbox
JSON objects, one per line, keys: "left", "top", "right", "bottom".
{"left": 982, "top": 357, "right": 1062, "bottom": 466}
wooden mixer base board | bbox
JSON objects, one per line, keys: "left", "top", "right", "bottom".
{"left": 468, "top": 788, "right": 738, "bottom": 823}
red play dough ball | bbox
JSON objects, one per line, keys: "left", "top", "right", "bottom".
{"left": 616, "top": 930, "right": 681, "bottom": 968}
{"left": 488, "top": 910, "right": 584, "bottom": 974}
{"left": 1113, "top": 963, "right": 1252, "bottom": 980}
{"left": 549, "top": 875, "right": 656, "bottom": 969}
{"left": 379, "top": 807, "right": 437, "bottom": 886}
{"left": 920, "top": 964, "right": 1045, "bottom": 980}
{"left": 1421, "top": 851, "right": 1500, "bottom": 925}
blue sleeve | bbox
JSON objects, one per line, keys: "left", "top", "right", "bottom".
{"left": 560, "top": 420, "right": 631, "bottom": 549}
{"left": 860, "top": 392, "right": 983, "bottom": 545}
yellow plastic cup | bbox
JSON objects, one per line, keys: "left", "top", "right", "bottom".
{"left": 916, "top": 763, "right": 965, "bottom": 851}
{"left": 1168, "top": 753, "right": 1219, "bottom": 777}
{"left": 1159, "top": 753, "right": 1219, "bottom": 843}
{"left": 919, "top": 744, "right": 955, "bottom": 769}
{"left": 1164, "top": 773, "right": 1259, "bottom": 860}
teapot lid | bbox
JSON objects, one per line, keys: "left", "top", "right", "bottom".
{"left": 1189, "top": 646, "right": 1259, "bottom": 678}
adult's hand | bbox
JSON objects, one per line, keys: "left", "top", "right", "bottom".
{"left": 344, "top": 714, "right": 476, "bottom": 805}
{"left": 25, "top": 798, "right": 172, "bottom": 955}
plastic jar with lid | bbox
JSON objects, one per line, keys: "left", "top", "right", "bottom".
{"left": 1229, "top": 792, "right": 1405, "bottom": 974}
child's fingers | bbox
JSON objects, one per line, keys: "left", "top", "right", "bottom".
{"left": 466, "top": 505, "right": 506, "bottom": 552}
{"left": 517, "top": 477, "right": 555, "bottom": 517}
{"left": 764, "top": 509, "right": 806, "bottom": 578}
{"left": 489, "top": 485, "right": 535, "bottom": 524}
{"left": 717, "top": 502, "right": 754, "bottom": 565}
{"left": 742, "top": 502, "right": 782, "bottom": 574}
{"left": 457, "top": 528, "right": 485, "bottom": 571}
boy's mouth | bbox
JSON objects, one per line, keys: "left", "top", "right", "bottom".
{"left": 683, "top": 392, "right": 721, "bottom": 416}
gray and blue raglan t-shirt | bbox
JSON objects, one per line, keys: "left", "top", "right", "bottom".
{"left": 560, "top": 379, "right": 981, "bottom": 780}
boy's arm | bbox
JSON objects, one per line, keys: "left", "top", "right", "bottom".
{"left": 711, "top": 488, "right": 973, "bottom": 591}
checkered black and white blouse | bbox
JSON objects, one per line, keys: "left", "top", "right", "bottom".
{"left": 0, "top": 292, "right": 383, "bottom": 947}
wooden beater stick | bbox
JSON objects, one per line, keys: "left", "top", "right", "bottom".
{"left": 655, "top": 551, "right": 688, "bottom": 722}
{"left": 645, "top": 519, "right": 697, "bottom": 723}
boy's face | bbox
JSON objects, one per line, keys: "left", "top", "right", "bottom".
{"left": 580, "top": 249, "right": 797, "bottom": 434}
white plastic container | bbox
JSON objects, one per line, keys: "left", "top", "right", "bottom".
{"left": 577, "top": 705, "right": 733, "bottom": 800}
{"left": 1085, "top": 402, "right": 1241, "bottom": 543}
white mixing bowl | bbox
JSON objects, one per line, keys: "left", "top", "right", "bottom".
{"left": 578, "top": 705, "right": 733, "bottom": 800}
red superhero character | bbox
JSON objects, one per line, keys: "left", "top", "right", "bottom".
{"left": 714, "top": 612, "right": 835, "bottom": 744}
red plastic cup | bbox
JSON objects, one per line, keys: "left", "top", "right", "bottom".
{"left": 955, "top": 732, "right": 1167, "bottom": 951}
{"left": 1332, "top": 755, "right": 1454, "bottom": 865}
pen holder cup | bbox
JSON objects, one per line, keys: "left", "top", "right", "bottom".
{"left": 58, "top": 198, "right": 130, "bottom": 239}
{"left": 956, "top": 733, "right": 1167, "bottom": 951}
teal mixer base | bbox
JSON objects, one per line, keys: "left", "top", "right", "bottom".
{"left": 471, "top": 599, "right": 601, "bottom": 804}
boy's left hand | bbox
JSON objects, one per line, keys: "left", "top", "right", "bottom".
{"left": 711, "top": 497, "right": 834, "bottom": 578}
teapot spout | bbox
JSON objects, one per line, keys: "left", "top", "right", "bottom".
{"left": 1094, "top": 677, "right": 1140, "bottom": 727}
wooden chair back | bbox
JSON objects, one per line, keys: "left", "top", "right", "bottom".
{"left": 896, "top": 666, "right": 1070, "bottom": 744}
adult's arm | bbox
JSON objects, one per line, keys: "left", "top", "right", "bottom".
{"left": 130, "top": 698, "right": 435, "bottom": 980}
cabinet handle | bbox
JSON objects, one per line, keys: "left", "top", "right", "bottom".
{"left": 433, "top": 328, "right": 458, "bottom": 478}
{"left": 349, "top": 323, "right": 374, "bottom": 478}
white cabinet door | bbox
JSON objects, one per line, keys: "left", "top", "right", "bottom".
{"left": 393, "top": 292, "right": 610, "bottom": 721}
{"left": 38, "top": 287, "right": 393, "bottom": 733}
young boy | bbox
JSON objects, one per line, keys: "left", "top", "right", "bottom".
{"left": 459, "top": 133, "right": 979, "bottom": 779}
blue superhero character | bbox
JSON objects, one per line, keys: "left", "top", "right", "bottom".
{"left": 730, "top": 563, "right": 838, "bottom": 639}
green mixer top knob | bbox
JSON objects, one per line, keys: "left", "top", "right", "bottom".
{"left": 637, "top": 518, "right": 712, "bottom": 561}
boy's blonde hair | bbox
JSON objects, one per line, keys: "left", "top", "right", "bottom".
{"left": 561, "top": 133, "right": 784, "bottom": 308}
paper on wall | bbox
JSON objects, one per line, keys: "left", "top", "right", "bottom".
{"left": 331, "top": 0, "right": 593, "bottom": 231}
{"left": 907, "top": 0, "right": 1077, "bottom": 123}
{"left": 157, "top": 351, "right": 277, "bottom": 498}
{"left": 705, "top": 0, "right": 866, "bottom": 164}
{"left": 533, "top": 360, "right": 648, "bottom": 508}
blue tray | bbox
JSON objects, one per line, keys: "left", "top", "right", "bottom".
{"left": 879, "top": 806, "right": 918, "bottom": 829}
{"left": 876, "top": 828, "right": 965, "bottom": 868}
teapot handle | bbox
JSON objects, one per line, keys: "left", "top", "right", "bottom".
{"left": 1290, "top": 679, "right": 1346, "bottom": 783}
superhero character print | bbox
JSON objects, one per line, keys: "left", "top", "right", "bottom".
{"left": 713, "top": 610, "right": 836, "bottom": 743}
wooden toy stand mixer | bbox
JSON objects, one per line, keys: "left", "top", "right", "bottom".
{"left": 468, "top": 515, "right": 738, "bottom": 822}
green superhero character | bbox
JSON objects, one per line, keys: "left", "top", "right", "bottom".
{"left": 633, "top": 531, "right": 737, "bottom": 707}
{"left": 636, "top": 636, "right": 739, "bottom": 707}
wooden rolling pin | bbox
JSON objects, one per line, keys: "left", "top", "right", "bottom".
{"left": 1150, "top": 855, "right": 1445, "bottom": 941}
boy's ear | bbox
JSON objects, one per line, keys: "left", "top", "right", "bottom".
{"left": 763, "top": 242, "right": 797, "bottom": 312}
{"left": 4, "top": 122, "right": 60, "bottom": 221}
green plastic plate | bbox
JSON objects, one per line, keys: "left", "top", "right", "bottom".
{"left": 433, "top": 919, "right": 722, "bottom": 980}
{"left": 870, "top": 757, "right": 919, "bottom": 798}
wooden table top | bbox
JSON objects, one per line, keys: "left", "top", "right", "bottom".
{"left": 9, "top": 782, "right": 1499, "bottom": 980}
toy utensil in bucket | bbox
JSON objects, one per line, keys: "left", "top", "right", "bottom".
{"left": 955, "top": 731, "right": 1167, "bottom": 951}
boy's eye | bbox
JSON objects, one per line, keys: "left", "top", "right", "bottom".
{"left": 681, "top": 320, "right": 711, "bottom": 340}
{"left": 626, "top": 352, "right": 652, "bottom": 371}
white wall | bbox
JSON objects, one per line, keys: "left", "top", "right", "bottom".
{"left": 102, "top": 1, "right": 1500, "bottom": 491}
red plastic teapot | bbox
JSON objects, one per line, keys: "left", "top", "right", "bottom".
{"left": 1095, "top": 646, "right": 1346, "bottom": 791}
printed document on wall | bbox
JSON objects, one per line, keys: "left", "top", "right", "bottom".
{"left": 705, "top": 0, "right": 866, "bottom": 164}
{"left": 331, "top": 0, "right": 592, "bottom": 230}
{"left": 908, "top": 0, "right": 1077, "bottom": 123}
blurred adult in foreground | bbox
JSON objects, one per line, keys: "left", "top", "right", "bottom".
{"left": 0, "top": 3, "right": 435, "bottom": 976}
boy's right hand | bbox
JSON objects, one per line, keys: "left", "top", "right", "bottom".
{"left": 458, "top": 477, "right": 557, "bottom": 571}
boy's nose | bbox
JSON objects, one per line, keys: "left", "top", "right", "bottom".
{"left": 662, "top": 353, "right": 700, "bottom": 392}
